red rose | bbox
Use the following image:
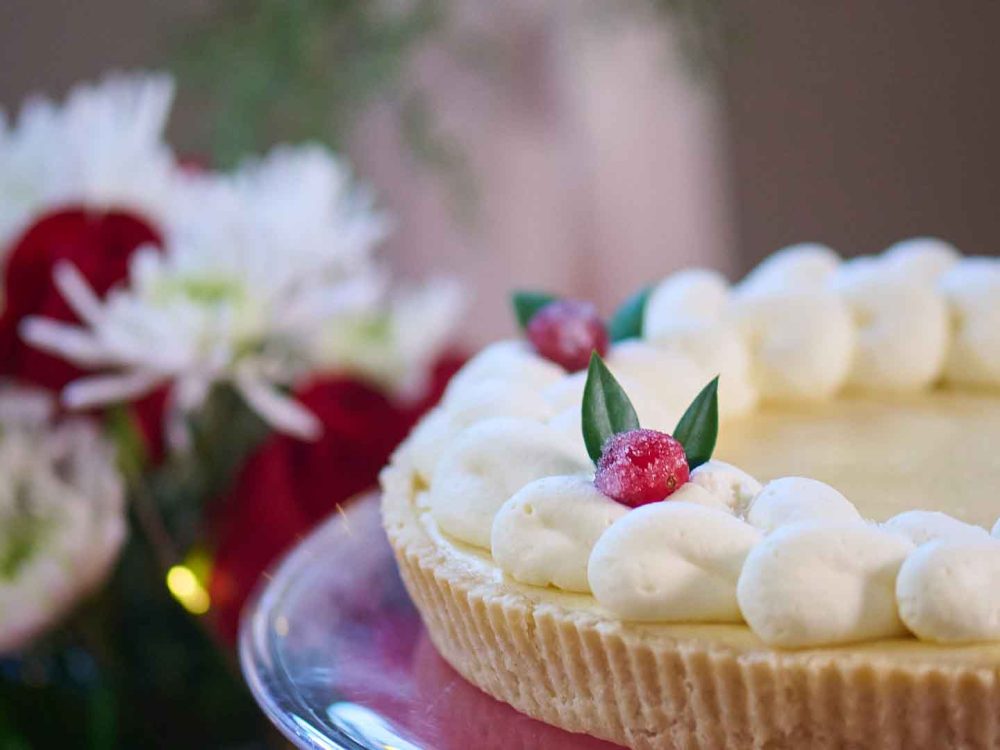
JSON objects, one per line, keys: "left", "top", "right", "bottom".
{"left": 208, "top": 353, "right": 464, "bottom": 640}
{"left": 0, "top": 207, "right": 161, "bottom": 392}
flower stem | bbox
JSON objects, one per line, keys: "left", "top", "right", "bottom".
{"left": 129, "top": 473, "right": 180, "bottom": 571}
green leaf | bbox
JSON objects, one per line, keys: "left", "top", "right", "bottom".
{"left": 105, "top": 405, "right": 150, "bottom": 480}
{"left": 581, "top": 352, "right": 641, "bottom": 463}
{"left": 608, "top": 286, "right": 652, "bottom": 342}
{"left": 511, "top": 290, "right": 557, "bottom": 330}
{"left": 673, "top": 376, "right": 719, "bottom": 470}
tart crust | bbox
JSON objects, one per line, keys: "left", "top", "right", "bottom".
{"left": 381, "top": 459, "right": 1000, "bottom": 750}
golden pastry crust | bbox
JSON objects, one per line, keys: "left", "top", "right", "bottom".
{"left": 381, "top": 459, "right": 1000, "bottom": 750}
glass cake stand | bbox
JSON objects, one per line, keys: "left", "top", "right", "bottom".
{"left": 239, "top": 493, "right": 622, "bottom": 750}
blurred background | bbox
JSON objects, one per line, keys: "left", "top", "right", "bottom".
{"left": 4, "top": 0, "right": 997, "bottom": 345}
{"left": 2, "top": 2, "right": 999, "bottom": 747}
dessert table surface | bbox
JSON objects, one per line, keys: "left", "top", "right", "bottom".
{"left": 239, "top": 492, "right": 622, "bottom": 750}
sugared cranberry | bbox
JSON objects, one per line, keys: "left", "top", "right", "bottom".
{"left": 595, "top": 429, "right": 690, "bottom": 507}
{"left": 526, "top": 300, "right": 608, "bottom": 371}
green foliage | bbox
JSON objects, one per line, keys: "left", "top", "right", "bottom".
{"left": 647, "top": 0, "right": 730, "bottom": 80}
{"left": 673, "top": 376, "right": 719, "bottom": 470}
{"left": 175, "top": 0, "right": 448, "bottom": 167}
{"left": 582, "top": 352, "right": 640, "bottom": 463}
{"left": 511, "top": 290, "right": 557, "bottom": 330}
{"left": 608, "top": 286, "right": 651, "bottom": 342}
{"left": 0, "top": 506, "right": 41, "bottom": 580}
{"left": 150, "top": 385, "right": 271, "bottom": 552}
{"left": 106, "top": 405, "right": 149, "bottom": 480}
{"left": 0, "top": 387, "right": 277, "bottom": 749}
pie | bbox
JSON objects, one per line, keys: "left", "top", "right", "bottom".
{"left": 381, "top": 239, "right": 1000, "bottom": 749}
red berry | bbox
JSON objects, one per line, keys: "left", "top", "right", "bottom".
{"left": 595, "top": 429, "right": 690, "bottom": 507}
{"left": 526, "top": 300, "right": 608, "bottom": 371}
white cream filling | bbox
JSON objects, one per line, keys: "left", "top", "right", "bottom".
{"left": 443, "top": 339, "right": 563, "bottom": 406}
{"left": 689, "top": 460, "right": 762, "bottom": 515}
{"left": 882, "top": 237, "right": 960, "bottom": 286}
{"left": 746, "top": 476, "right": 861, "bottom": 534}
{"left": 940, "top": 259, "right": 1000, "bottom": 388}
{"left": 588, "top": 499, "right": 762, "bottom": 623}
{"left": 833, "top": 275, "right": 948, "bottom": 392}
{"left": 397, "top": 240, "right": 1000, "bottom": 649}
{"left": 896, "top": 539, "right": 1000, "bottom": 643}
{"left": 428, "top": 418, "right": 590, "bottom": 549}
{"left": 644, "top": 268, "right": 730, "bottom": 332}
{"left": 406, "top": 379, "right": 555, "bottom": 481}
{"left": 737, "top": 522, "right": 914, "bottom": 647}
{"left": 731, "top": 290, "right": 855, "bottom": 402}
{"left": 544, "top": 341, "right": 706, "bottom": 431}
{"left": 735, "top": 243, "right": 841, "bottom": 298}
{"left": 883, "top": 510, "right": 990, "bottom": 546}
{"left": 646, "top": 320, "right": 758, "bottom": 419}
{"left": 491, "top": 475, "right": 625, "bottom": 593}
{"left": 604, "top": 340, "right": 706, "bottom": 421}
{"left": 546, "top": 381, "right": 676, "bottom": 455}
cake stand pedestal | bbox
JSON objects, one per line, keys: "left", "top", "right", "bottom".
{"left": 239, "top": 493, "right": 621, "bottom": 750}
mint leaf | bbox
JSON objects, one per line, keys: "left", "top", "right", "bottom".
{"left": 511, "top": 290, "right": 557, "bottom": 330}
{"left": 582, "top": 352, "right": 640, "bottom": 463}
{"left": 608, "top": 286, "right": 651, "bottom": 342}
{"left": 673, "top": 376, "right": 719, "bottom": 470}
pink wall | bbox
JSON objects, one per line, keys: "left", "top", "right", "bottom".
{"left": 348, "top": 2, "right": 734, "bottom": 343}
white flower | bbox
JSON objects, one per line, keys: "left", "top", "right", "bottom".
{"left": 168, "top": 142, "right": 390, "bottom": 275}
{"left": 0, "top": 71, "right": 177, "bottom": 250}
{"left": 0, "top": 407, "right": 125, "bottom": 654}
{"left": 318, "top": 277, "right": 465, "bottom": 399}
{"left": 21, "top": 145, "right": 393, "bottom": 442}
{"left": 0, "top": 382, "right": 55, "bottom": 426}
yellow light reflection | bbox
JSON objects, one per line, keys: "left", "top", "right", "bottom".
{"left": 166, "top": 564, "right": 211, "bottom": 615}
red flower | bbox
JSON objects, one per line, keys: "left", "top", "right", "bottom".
{"left": 208, "top": 353, "right": 464, "bottom": 640}
{"left": 0, "top": 207, "right": 161, "bottom": 392}
{"left": 0, "top": 207, "right": 171, "bottom": 461}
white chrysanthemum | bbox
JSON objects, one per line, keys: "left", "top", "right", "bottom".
{"left": 318, "top": 277, "right": 465, "bottom": 399}
{"left": 169, "top": 143, "right": 390, "bottom": 275}
{"left": 22, "top": 246, "right": 382, "bottom": 442}
{"left": 0, "top": 408, "right": 125, "bottom": 654}
{"left": 20, "top": 145, "right": 394, "bottom": 442}
{"left": 0, "top": 382, "right": 55, "bottom": 426}
{"left": 0, "top": 71, "right": 176, "bottom": 249}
